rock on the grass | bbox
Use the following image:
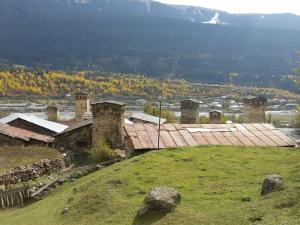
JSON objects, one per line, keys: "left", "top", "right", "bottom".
{"left": 137, "top": 187, "right": 181, "bottom": 217}
{"left": 261, "top": 174, "right": 284, "bottom": 195}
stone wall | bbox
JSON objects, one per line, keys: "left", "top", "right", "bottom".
{"left": 209, "top": 111, "right": 222, "bottom": 124}
{"left": 243, "top": 97, "right": 267, "bottom": 123}
{"left": 0, "top": 158, "right": 64, "bottom": 186}
{"left": 180, "top": 99, "right": 199, "bottom": 124}
{"left": 47, "top": 106, "right": 58, "bottom": 121}
{"left": 54, "top": 124, "right": 92, "bottom": 153}
{"left": 91, "top": 101, "right": 125, "bottom": 149}
{"left": 8, "top": 119, "right": 56, "bottom": 136}
{"left": 75, "top": 92, "right": 90, "bottom": 121}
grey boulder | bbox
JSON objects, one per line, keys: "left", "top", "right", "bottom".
{"left": 261, "top": 174, "right": 283, "bottom": 195}
{"left": 137, "top": 187, "right": 181, "bottom": 217}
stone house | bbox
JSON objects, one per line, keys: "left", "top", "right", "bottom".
{"left": 54, "top": 120, "right": 92, "bottom": 153}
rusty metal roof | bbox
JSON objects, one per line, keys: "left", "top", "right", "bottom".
{"left": 0, "top": 123, "right": 54, "bottom": 143}
{"left": 124, "top": 123, "right": 296, "bottom": 150}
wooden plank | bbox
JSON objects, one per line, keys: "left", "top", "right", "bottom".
{"left": 223, "top": 132, "right": 244, "bottom": 146}
{"left": 178, "top": 130, "right": 198, "bottom": 146}
{"left": 148, "top": 131, "right": 166, "bottom": 149}
{"left": 136, "top": 130, "right": 154, "bottom": 149}
{"left": 201, "top": 132, "right": 220, "bottom": 145}
{"left": 173, "top": 124, "right": 182, "bottom": 130}
{"left": 180, "top": 124, "right": 202, "bottom": 128}
{"left": 144, "top": 123, "right": 157, "bottom": 133}
{"left": 31, "top": 180, "right": 58, "bottom": 197}
{"left": 251, "top": 123, "right": 268, "bottom": 131}
{"left": 242, "top": 124, "right": 257, "bottom": 131}
{"left": 160, "top": 131, "right": 177, "bottom": 148}
{"left": 235, "top": 124, "right": 247, "bottom": 131}
{"left": 127, "top": 131, "right": 143, "bottom": 150}
{"left": 134, "top": 123, "right": 146, "bottom": 131}
{"left": 271, "top": 130, "right": 296, "bottom": 146}
{"left": 229, "top": 128, "right": 238, "bottom": 132}
{"left": 162, "top": 124, "right": 177, "bottom": 131}
{"left": 251, "top": 130, "right": 277, "bottom": 146}
{"left": 261, "top": 123, "right": 276, "bottom": 130}
{"left": 261, "top": 130, "right": 289, "bottom": 146}
{"left": 144, "top": 124, "right": 166, "bottom": 149}
{"left": 191, "top": 132, "right": 210, "bottom": 145}
{"left": 212, "top": 132, "right": 232, "bottom": 145}
{"left": 241, "top": 130, "right": 267, "bottom": 146}
{"left": 232, "top": 132, "right": 255, "bottom": 146}
{"left": 169, "top": 131, "right": 188, "bottom": 147}
{"left": 124, "top": 124, "right": 135, "bottom": 132}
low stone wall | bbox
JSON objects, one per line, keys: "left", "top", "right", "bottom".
{"left": 0, "top": 186, "right": 30, "bottom": 209}
{"left": 0, "top": 158, "right": 64, "bottom": 186}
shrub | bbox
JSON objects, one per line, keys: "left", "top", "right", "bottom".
{"left": 89, "top": 138, "right": 118, "bottom": 163}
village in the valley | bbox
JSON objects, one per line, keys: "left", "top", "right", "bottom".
{"left": 0, "top": 91, "right": 299, "bottom": 212}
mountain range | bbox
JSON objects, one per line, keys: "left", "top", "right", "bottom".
{"left": 0, "top": 0, "right": 300, "bottom": 90}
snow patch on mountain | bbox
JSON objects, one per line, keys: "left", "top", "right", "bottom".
{"left": 202, "top": 12, "right": 221, "bottom": 24}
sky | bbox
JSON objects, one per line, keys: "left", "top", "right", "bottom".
{"left": 157, "top": 0, "right": 300, "bottom": 15}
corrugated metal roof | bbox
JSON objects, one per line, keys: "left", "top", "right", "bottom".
{"left": 0, "top": 123, "right": 53, "bottom": 143}
{"left": 129, "top": 112, "right": 166, "bottom": 124}
{"left": 91, "top": 100, "right": 126, "bottom": 106}
{"left": 55, "top": 118, "right": 133, "bottom": 136}
{"left": 124, "top": 123, "right": 296, "bottom": 150}
{"left": 0, "top": 113, "right": 68, "bottom": 133}
{"left": 55, "top": 120, "right": 92, "bottom": 136}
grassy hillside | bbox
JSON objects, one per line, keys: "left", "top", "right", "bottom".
{"left": 0, "top": 146, "right": 62, "bottom": 173}
{"left": 1, "top": 146, "right": 300, "bottom": 225}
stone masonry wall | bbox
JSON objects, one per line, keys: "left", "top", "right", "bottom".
{"left": 243, "top": 97, "right": 267, "bottom": 123}
{"left": 75, "top": 92, "right": 90, "bottom": 121}
{"left": 92, "top": 102, "right": 125, "bottom": 149}
{"left": 54, "top": 125, "right": 92, "bottom": 153}
{"left": 181, "top": 100, "right": 199, "bottom": 124}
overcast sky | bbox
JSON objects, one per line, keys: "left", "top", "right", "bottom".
{"left": 157, "top": 0, "right": 300, "bottom": 15}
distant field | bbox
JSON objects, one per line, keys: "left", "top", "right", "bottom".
{"left": 1, "top": 146, "right": 300, "bottom": 225}
{"left": 0, "top": 146, "right": 62, "bottom": 173}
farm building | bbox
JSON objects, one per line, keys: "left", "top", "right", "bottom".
{"left": 0, "top": 113, "right": 68, "bottom": 136}
{"left": 0, "top": 123, "right": 53, "bottom": 146}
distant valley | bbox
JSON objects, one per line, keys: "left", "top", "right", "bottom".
{"left": 0, "top": 0, "right": 300, "bottom": 90}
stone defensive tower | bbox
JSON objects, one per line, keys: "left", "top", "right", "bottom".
{"left": 209, "top": 110, "right": 222, "bottom": 124}
{"left": 91, "top": 101, "right": 126, "bottom": 149}
{"left": 180, "top": 99, "right": 199, "bottom": 124}
{"left": 243, "top": 96, "right": 267, "bottom": 123}
{"left": 47, "top": 105, "right": 58, "bottom": 121}
{"left": 75, "top": 92, "right": 90, "bottom": 121}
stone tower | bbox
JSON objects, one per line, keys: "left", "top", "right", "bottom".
{"left": 209, "top": 110, "right": 222, "bottom": 124}
{"left": 91, "top": 101, "right": 126, "bottom": 149}
{"left": 47, "top": 106, "right": 58, "bottom": 121}
{"left": 243, "top": 96, "right": 267, "bottom": 123}
{"left": 180, "top": 99, "right": 199, "bottom": 124}
{"left": 75, "top": 92, "right": 90, "bottom": 121}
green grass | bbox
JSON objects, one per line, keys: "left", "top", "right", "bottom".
{"left": 1, "top": 146, "right": 300, "bottom": 225}
{"left": 0, "top": 146, "right": 62, "bottom": 173}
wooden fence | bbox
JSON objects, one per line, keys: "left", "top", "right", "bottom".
{"left": 0, "top": 186, "right": 30, "bottom": 209}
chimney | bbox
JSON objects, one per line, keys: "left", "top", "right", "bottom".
{"left": 91, "top": 101, "right": 126, "bottom": 149}
{"left": 75, "top": 92, "right": 90, "bottom": 121}
{"left": 180, "top": 99, "right": 199, "bottom": 124}
{"left": 243, "top": 96, "right": 267, "bottom": 123}
{"left": 209, "top": 110, "right": 222, "bottom": 124}
{"left": 47, "top": 105, "right": 58, "bottom": 121}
